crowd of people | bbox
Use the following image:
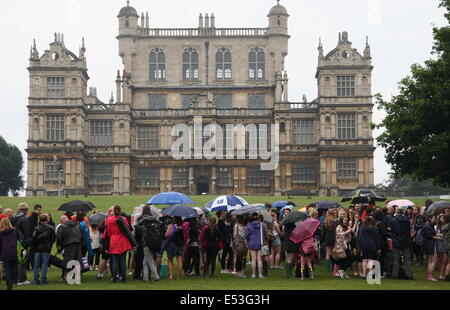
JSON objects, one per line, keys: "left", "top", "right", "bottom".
{"left": 0, "top": 199, "right": 449, "bottom": 290}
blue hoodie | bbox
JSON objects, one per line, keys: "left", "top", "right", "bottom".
{"left": 244, "top": 221, "right": 266, "bottom": 251}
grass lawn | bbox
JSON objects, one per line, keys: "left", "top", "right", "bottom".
{"left": 1, "top": 195, "right": 449, "bottom": 290}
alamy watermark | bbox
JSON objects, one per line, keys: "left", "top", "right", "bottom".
{"left": 171, "top": 117, "right": 279, "bottom": 171}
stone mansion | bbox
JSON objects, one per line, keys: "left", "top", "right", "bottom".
{"left": 25, "top": 1, "right": 375, "bottom": 197}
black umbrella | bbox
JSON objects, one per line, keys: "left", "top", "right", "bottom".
{"left": 58, "top": 200, "right": 96, "bottom": 213}
{"left": 426, "top": 201, "right": 450, "bottom": 215}
{"left": 88, "top": 213, "right": 108, "bottom": 226}
{"left": 282, "top": 211, "right": 308, "bottom": 224}
{"left": 341, "top": 189, "right": 386, "bottom": 204}
{"left": 315, "top": 200, "right": 342, "bottom": 210}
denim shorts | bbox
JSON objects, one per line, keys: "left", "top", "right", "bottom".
{"left": 271, "top": 236, "right": 281, "bottom": 247}
{"left": 167, "top": 242, "right": 184, "bottom": 258}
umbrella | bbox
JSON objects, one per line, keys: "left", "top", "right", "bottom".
{"left": 147, "top": 192, "right": 195, "bottom": 205}
{"left": 258, "top": 209, "right": 274, "bottom": 227}
{"left": 426, "top": 201, "right": 450, "bottom": 215}
{"left": 282, "top": 211, "right": 308, "bottom": 225}
{"left": 132, "top": 205, "right": 162, "bottom": 221}
{"left": 205, "top": 195, "right": 249, "bottom": 212}
{"left": 249, "top": 204, "right": 266, "bottom": 209}
{"left": 58, "top": 200, "right": 95, "bottom": 213}
{"left": 231, "top": 205, "right": 261, "bottom": 215}
{"left": 161, "top": 205, "right": 198, "bottom": 219}
{"left": 315, "top": 200, "right": 341, "bottom": 210}
{"left": 88, "top": 213, "right": 108, "bottom": 226}
{"left": 386, "top": 200, "right": 415, "bottom": 208}
{"left": 289, "top": 218, "right": 321, "bottom": 243}
{"left": 193, "top": 207, "right": 210, "bottom": 216}
{"left": 341, "top": 189, "right": 386, "bottom": 204}
{"left": 272, "top": 201, "right": 289, "bottom": 209}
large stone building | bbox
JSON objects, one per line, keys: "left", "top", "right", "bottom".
{"left": 26, "top": 1, "right": 375, "bottom": 197}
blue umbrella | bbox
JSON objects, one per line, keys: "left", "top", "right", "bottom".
{"left": 147, "top": 192, "right": 195, "bottom": 205}
{"left": 161, "top": 205, "right": 198, "bottom": 219}
{"left": 205, "top": 195, "right": 249, "bottom": 212}
{"left": 272, "top": 201, "right": 289, "bottom": 209}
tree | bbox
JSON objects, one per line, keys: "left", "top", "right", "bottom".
{"left": 0, "top": 136, "right": 24, "bottom": 196}
{"left": 375, "top": 0, "right": 450, "bottom": 187}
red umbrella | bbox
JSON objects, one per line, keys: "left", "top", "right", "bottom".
{"left": 289, "top": 218, "right": 321, "bottom": 243}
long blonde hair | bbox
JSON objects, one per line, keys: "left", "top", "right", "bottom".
{"left": 324, "top": 210, "right": 335, "bottom": 230}
{"left": 0, "top": 218, "right": 13, "bottom": 232}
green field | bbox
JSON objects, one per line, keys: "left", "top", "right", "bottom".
{"left": 1, "top": 195, "right": 449, "bottom": 290}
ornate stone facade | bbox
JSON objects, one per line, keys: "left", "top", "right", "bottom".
{"left": 26, "top": 2, "right": 375, "bottom": 197}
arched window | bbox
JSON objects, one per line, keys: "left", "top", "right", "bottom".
{"left": 216, "top": 48, "right": 232, "bottom": 80}
{"left": 182, "top": 48, "right": 199, "bottom": 81}
{"left": 149, "top": 48, "right": 166, "bottom": 81}
{"left": 249, "top": 47, "right": 265, "bottom": 80}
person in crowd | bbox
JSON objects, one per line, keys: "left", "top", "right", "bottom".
{"left": 11, "top": 203, "right": 32, "bottom": 285}
{"left": 374, "top": 210, "right": 390, "bottom": 277}
{"left": 269, "top": 209, "right": 283, "bottom": 270}
{"left": 217, "top": 211, "right": 233, "bottom": 274}
{"left": 134, "top": 205, "right": 162, "bottom": 282}
{"left": 299, "top": 208, "right": 320, "bottom": 280}
{"left": 89, "top": 224, "right": 101, "bottom": 271}
{"left": 444, "top": 207, "right": 450, "bottom": 216}
{"left": 422, "top": 214, "right": 440, "bottom": 281}
{"left": 96, "top": 207, "right": 114, "bottom": 280}
{"left": 384, "top": 206, "right": 396, "bottom": 231}
{"left": 166, "top": 216, "right": 184, "bottom": 280}
{"left": 284, "top": 219, "right": 299, "bottom": 278}
{"left": 106, "top": 206, "right": 133, "bottom": 283}
{"left": 391, "top": 208, "right": 414, "bottom": 280}
{"left": 28, "top": 204, "right": 42, "bottom": 232}
{"left": 350, "top": 213, "right": 363, "bottom": 277}
{"left": 203, "top": 217, "right": 221, "bottom": 277}
{"left": 411, "top": 206, "right": 425, "bottom": 266}
{"left": 0, "top": 218, "right": 23, "bottom": 290}
{"left": 322, "top": 210, "right": 337, "bottom": 275}
{"left": 357, "top": 216, "right": 381, "bottom": 277}
{"left": 46, "top": 213, "right": 55, "bottom": 227}
{"left": 259, "top": 214, "right": 270, "bottom": 277}
{"left": 183, "top": 217, "right": 201, "bottom": 277}
{"left": 442, "top": 214, "right": 450, "bottom": 281}
{"left": 245, "top": 213, "right": 266, "bottom": 279}
{"left": 424, "top": 199, "right": 434, "bottom": 214}
{"left": 74, "top": 211, "right": 93, "bottom": 260}
{"left": 334, "top": 216, "right": 353, "bottom": 279}
{"left": 32, "top": 214, "right": 56, "bottom": 285}
{"left": 56, "top": 214, "right": 83, "bottom": 282}
{"left": 198, "top": 213, "right": 209, "bottom": 272}
{"left": 232, "top": 215, "right": 248, "bottom": 278}
{"left": 264, "top": 202, "right": 272, "bottom": 213}
{"left": 435, "top": 214, "right": 448, "bottom": 281}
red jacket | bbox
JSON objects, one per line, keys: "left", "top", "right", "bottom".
{"left": 106, "top": 215, "right": 132, "bottom": 255}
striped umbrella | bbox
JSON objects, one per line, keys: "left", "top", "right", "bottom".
{"left": 205, "top": 195, "right": 249, "bottom": 212}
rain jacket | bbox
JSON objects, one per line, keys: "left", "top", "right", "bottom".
{"left": 106, "top": 215, "right": 132, "bottom": 255}
{"left": 391, "top": 215, "right": 412, "bottom": 249}
{"left": 11, "top": 213, "right": 32, "bottom": 246}
{"left": 0, "top": 228, "right": 23, "bottom": 262}
{"left": 32, "top": 223, "right": 56, "bottom": 253}
{"left": 244, "top": 220, "right": 266, "bottom": 251}
{"left": 56, "top": 220, "right": 82, "bottom": 249}
{"left": 422, "top": 222, "right": 436, "bottom": 256}
{"left": 357, "top": 225, "right": 380, "bottom": 253}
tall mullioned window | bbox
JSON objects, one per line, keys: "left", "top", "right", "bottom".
{"left": 173, "top": 168, "right": 189, "bottom": 187}
{"left": 217, "top": 167, "right": 233, "bottom": 186}
{"left": 44, "top": 160, "right": 64, "bottom": 183}
{"left": 148, "top": 94, "right": 167, "bottom": 109}
{"left": 249, "top": 47, "right": 265, "bottom": 80}
{"left": 89, "top": 163, "right": 113, "bottom": 184}
{"left": 337, "top": 158, "right": 358, "bottom": 180}
{"left": 292, "top": 162, "right": 316, "bottom": 184}
{"left": 137, "top": 126, "right": 159, "bottom": 150}
{"left": 216, "top": 48, "right": 232, "bottom": 80}
{"left": 247, "top": 167, "right": 270, "bottom": 186}
{"left": 337, "top": 75, "right": 355, "bottom": 97}
{"left": 47, "top": 77, "right": 65, "bottom": 98}
{"left": 149, "top": 48, "right": 166, "bottom": 81}
{"left": 292, "top": 119, "right": 315, "bottom": 145}
{"left": 46, "top": 115, "right": 65, "bottom": 141}
{"left": 337, "top": 113, "right": 357, "bottom": 139}
{"left": 91, "top": 120, "right": 113, "bottom": 146}
{"left": 137, "top": 168, "right": 160, "bottom": 188}
{"left": 182, "top": 48, "right": 199, "bottom": 81}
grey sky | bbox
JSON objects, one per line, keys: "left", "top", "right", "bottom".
{"left": 0, "top": 0, "right": 447, "bottom": 190}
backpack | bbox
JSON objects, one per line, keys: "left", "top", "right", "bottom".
{"left": 144, "top": 221, "right": 164, "bottom": 253}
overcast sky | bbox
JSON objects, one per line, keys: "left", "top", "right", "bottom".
{"left": 0, "top": 0, "right": 447, "bottom": 192}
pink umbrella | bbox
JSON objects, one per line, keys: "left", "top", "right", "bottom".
{"left": 386, "top": 200, "right": 415, "bottom": 208}
{"left": 289, "top": 218, "right": 321, "bottom": 244}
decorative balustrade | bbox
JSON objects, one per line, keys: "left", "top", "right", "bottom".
{"left": 86, "top": 104, "right": 130, "bottom": 112}
{"left": 289, "top": 103, "right": 319, "bottom": 110}
{"left": 132, "top": 108, "right": 273, "bottom": 118}
{"left": 139, "top": 28, "right": 268, "bottom": 37}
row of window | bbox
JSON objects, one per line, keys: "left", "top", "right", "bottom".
{"left": 42, "top": 114, "right": 358, "bottom": 145}
{"left": 44, "top": 159, "right": 359, "bottom": 185}
{"left": 150, "top": 47, "right": 265, "bottom": 82}
{"left": 149, "top": 93, "right": 267, "bottom": 110}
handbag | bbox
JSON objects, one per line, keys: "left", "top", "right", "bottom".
{"left": 260, "top": 223, "right": 270, "bottom": 257}
{"left": 332, "top": 247, "right": 347, "bottom": 260}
